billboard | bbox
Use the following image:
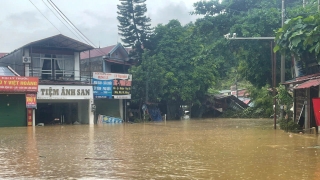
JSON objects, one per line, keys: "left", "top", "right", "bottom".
{"left": 92, "top": 72, "right": 132, "bottom": 99}
{"left": 0, "top": 76, "right": 38, "bottom": 92}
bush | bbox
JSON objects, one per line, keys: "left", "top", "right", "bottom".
{"left": 278, "top": 118, "right": 302, "bottom": 132}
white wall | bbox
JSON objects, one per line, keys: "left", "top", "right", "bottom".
{"left": 77, "top": 99, "right": 94, "bottom": 125}
{"left": 74, "top": 52, "right": 80, "bottom": 80}
{"left": 119, "top": 99, "right": 123, "bottom": 120}
{"left": 24, "top": 48, "right": 29, "bottom": 76}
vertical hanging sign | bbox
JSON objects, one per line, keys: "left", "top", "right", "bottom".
{"left": 26, "top": 94, "right": 37, "bottom": 109}
{"left": 27, "top": 108, "right": 33, "bottom": 126}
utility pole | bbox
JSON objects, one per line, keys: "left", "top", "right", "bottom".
{"left": 146, "top": 68, "right": 149, "bottom": 103}
{"left": 281, "top": 0, "right": 285, "bottom": 83}
{"left": 318, "top": 0, "right": 320, "bottom": 11}
{"left": 303, "top": 0, "right": 306, "bottom": 8}
{"left": 235, "top": 70, "right": 238, "bottom": 98}
{"left": 280, "top": 0, "right": 285, "bottom": 119}
{"left": 272, "top": 41, "right": 277, "bottom": 129}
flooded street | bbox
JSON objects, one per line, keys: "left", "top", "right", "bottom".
{"left": 1, "top": 118, "right": 320, "bottom": 179}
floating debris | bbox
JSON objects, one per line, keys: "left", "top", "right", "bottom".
{"left": 85, "top": 158, "right": 123, "bottom": 161}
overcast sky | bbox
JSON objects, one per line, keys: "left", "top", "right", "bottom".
{"left": 0, "top": 0, "right": 202, "bottom": 52}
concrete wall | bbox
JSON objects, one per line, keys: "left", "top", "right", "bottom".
{"left": 79, "top": 100, "right": 89, "bottom": 124}
{"left": 95, "top": 99, "right": 120, "bottom": 118}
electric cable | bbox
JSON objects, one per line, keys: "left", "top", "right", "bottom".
{"left": 28, "top": 0, "right": 61, "bottom": 33}
{"left": 48, "top": 0, "right": 96, "bottom": 48}
{"left": 41, "top": 0, "right": 83, "bottom": 42}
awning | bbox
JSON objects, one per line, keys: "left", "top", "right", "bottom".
{"left": 294, "top": 78, "right": 320, "bottom": 89}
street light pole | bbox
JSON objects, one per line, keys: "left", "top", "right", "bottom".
{"left": 224, "top": 34, "right": 277, "bottom": 129}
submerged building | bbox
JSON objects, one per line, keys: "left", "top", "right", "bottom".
{"left": 0, "top": 34, "right": 95, "bottom": 126}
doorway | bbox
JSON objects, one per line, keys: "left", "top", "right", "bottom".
{"left": 36, "top": 102, "right": 78, "bottom": 125}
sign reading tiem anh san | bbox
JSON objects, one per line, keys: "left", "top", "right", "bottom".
{"left": 0, "top": 76, "right": 38, "bottom": 92}
{"left": 92, "top": 72, "right": 132, "bottom": 99}
{"left": 37, "top": 85, "right": 93, "bottom": 99}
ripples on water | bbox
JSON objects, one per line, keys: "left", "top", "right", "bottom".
{"left": 0, "top": 118, "right": 319, "bottom": 179}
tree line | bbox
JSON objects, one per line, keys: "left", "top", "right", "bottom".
{"left": 117, "top": 0, "right": 320, "bottom": 119}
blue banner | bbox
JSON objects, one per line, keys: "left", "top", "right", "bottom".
{"left": 92, "top": 78, "right": 113, "bottom": 99}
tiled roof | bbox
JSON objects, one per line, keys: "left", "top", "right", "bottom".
{"left": 0, "top": 53, "right": 7, "bottom": 58}
{"left": 80, "top": 45, "right": 116, "bottom": 59}
{"left": 80, "top": 44, "right": 131, "bottom": 60}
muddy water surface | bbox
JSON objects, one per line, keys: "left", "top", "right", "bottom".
{"left": 0, "top": 118, "right": 320, "bottom": 179}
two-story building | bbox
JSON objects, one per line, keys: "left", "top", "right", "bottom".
{"left": 0, "top": 34, "right": 95, "bottom": 125}
{"left": 80, "top": 43, "right": 134, "bottom": 122}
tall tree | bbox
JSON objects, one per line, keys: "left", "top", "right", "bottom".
{"left": 152, "top": 20, "right": 217, "bottom": 116}
{"left": 190, "top": 0, "right": 305, "bottom": 88}
{"left": 117, "top": 0, "right": 153, "bottom": 61}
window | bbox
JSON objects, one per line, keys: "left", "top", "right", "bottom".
{"left": 30, "top": 53, "right": 74, "bottom": 80}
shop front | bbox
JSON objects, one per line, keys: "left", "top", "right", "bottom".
{"left": 92, "top": 72, "right": 132, "bottom": 122}
{"left": 0, "top": 76, "right": 39, "bottom": 127}
{"left": 36, "top": 85, "right": 94, "bottom": 125}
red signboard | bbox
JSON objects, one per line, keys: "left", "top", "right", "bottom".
{"left": 0, "top": 76, "right": 39, "bottom": 92}
{"left": 27, "top": 108, "right": 33, "bottom": 126}
{"left": 26, "top": 94, "right": 37, "bottom": 109}
{"left": 312, "top": 98, "right": 320, "bottom": 126}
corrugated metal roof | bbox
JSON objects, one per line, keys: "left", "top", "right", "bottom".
{"left": 21, "top": 34, "right": 94, "bottom": 52}
{"left": 294, "top": 78, "right": 320, "bottom": 89}
{"left": 283, "top": 72, "right": 320, "bottom": 85}
{"left": 0, "top": 66, "right": 15, "bottom": 76}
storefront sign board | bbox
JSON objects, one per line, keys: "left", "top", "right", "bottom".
{"left": 37, "top": 85, "right": 93, "bottom": 99}
{"left": 92, "top": 72, "right": 132, "bottom": 99}
{"left": 0, "top": 76, "right": 38, "bottom": 92}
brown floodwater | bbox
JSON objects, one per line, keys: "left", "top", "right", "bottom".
{"left": 0, "top": 118, "right": 320, "bottom": 179}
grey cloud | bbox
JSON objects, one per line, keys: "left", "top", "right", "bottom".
{"left": 0, "top": 0, "right": 200, "bottom": 52}
{"left": 61, "top": 10, "right": 119, "bottom": 48}
{"left": 150, "top": 1, "right": 198, "bottom": 26}
{"left": 6, "top": 11, "right": 43, "bottom": 30}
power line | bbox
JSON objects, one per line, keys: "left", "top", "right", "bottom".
{"left": 47, "top": 0, "right": 110, "bottom": 57}
{"left": 28, "top": 0, "right": 61, "bottom": 34}
{"left": 48, "top": 0, "right": 97, "bottom": 48}
{"left": 41, "top": 0, "right": 83, "bottom": 42}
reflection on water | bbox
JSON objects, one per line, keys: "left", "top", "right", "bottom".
{"left": 0, "top": 118, "right": 320, "bottom": 179}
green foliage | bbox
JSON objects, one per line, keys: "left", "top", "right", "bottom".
{"left": 117, "top": 0, "right": 153, "bottom": 61}
{"left": 275, "top": 85, "right": 293, "bottom": 109}
{"left": 274, "top": 12, "right": 320, "bottom": 66}
{"left": 278, "top": 118, "right": 302, "bottom": 132}
{"left": 124, "top": 0, "right": 315, "bottom": 118}
{"left": 150, "top": 20, "right": 218, "bottom": 104}
{"left": 129, "top": 51, "right": 167, "bottom": 103}
{"left": 190, "top": 0, "right": 289, "bottom": 88}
